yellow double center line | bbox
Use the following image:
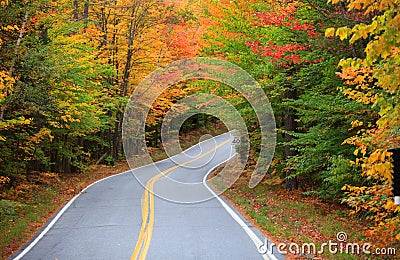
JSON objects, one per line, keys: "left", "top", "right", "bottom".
{"left": 131, "top": 137, "right": 233, "bottom": 260}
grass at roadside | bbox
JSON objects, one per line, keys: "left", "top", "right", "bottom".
{"left": 0, "top": 125, "right": 226, "bottom": 260}
{"left": 210, "top": 165, "right": 371, "bottom": 260}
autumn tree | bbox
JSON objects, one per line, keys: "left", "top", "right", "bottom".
{"left": 201, "top": 0, "right": 365, "bottom": 194}
{"left": 0, "top": 0, "right": 210, "bottom": 185}
{"left": 0, "top": 0, "right": 118, "bottom": 178}
{"left": 326, "top": 0, "right": 400, "bottom": 247}
{"left": 86, "top": 0, "right": 203, "bottom": 157}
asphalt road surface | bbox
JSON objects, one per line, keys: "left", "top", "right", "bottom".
{"left": 12, "top": 133, "right": 283, "bottom": 260}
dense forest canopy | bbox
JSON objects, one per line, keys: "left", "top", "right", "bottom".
{"left": 0, "top": 0, "right": 399, "bottom": 250}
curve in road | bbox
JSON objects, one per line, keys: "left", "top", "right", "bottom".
{"left": 12, "top": 133, "right": 282, "bottom": 260}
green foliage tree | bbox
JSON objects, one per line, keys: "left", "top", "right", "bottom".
{"left": 201, "top": 0, "right": 368, "bottom": 194}
{"left": 0, "top": 0, "right": 118, "bottom": 180}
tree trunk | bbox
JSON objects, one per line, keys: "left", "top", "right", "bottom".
{"left": 112, "top": 109, "right": 122, "bottom": 159}
{"left": 284, "top": 85, "right": 298, "bottom": 190}
{"left": 83, "top": 1, "right": 89, "bottom": 20}
{"left": 73, "top": 1, "right": 79, "bottom": 21}
{"left": 1, "top": 11, "right": 29, "bottom": 120}
{"left": 112, "top": 3, "right": 138, "bottom": 160}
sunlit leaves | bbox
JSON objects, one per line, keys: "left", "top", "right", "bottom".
{"left": 332, "top": 0, "right": 399, "bottom": 245}
{"left": 325, "top": 27, "right": 335, "bottom": 37}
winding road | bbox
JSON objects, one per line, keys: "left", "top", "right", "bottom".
{"left": 12, "top": 133, "right": 283, "bottom": 260}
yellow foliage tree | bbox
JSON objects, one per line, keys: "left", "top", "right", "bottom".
{"left": 0, "top": 0, "right": 32, "bottom": 142}
{"left": 327, "top": 0, "right": 399, "bottom": 248}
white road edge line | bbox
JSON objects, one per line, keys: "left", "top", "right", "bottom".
{"left": 12, "top": 132, "right": 232, "bottom": 260}
{"left": 12, "top": 170, "right": 129, "bottom": 260}
{"left": 202, "top": 153, "right": 278, "bottom": 260}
